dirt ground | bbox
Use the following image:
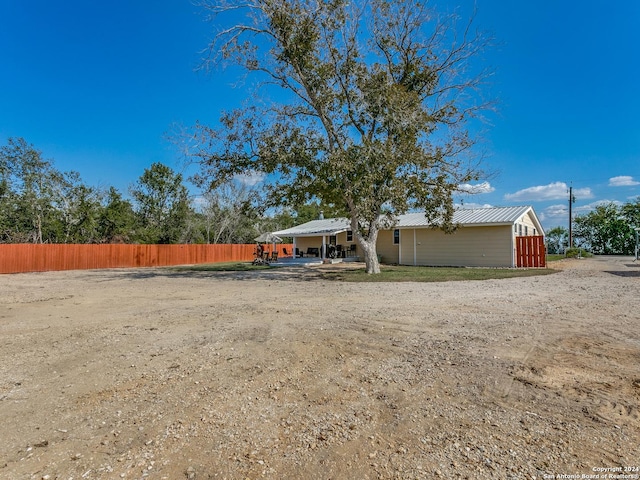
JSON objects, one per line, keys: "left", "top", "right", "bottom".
{"left": 1, "top": 257, "right": 639, "bottom": 480}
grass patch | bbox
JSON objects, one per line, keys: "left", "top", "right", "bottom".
{"left": 173, "top": 262, "right": 272, "bottom": 272}
{"left": 320, "top": 265, "right": 558, "bottom": 282}
{"left": 171, "top": 261, "right": 558, "bottom": 283}
{"left": 546, "top": 251, "right": 593, "bottom": 262}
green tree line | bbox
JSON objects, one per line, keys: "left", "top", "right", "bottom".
{"left": 0, "top": 137, "right": 306, "bottom": 244}
{"left": 546, "top": 201, "right": 640, "bottom": 255}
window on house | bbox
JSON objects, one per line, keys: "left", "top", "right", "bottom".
{"left": 393, "top": 229, "right": 400, "bottom": 245}
{"left": 329, "top": 235, "right": 337, "bottom": 245}
{"left": 525, "top": 226, "right": 528, "bottom": 236}
{"left": 346, "top": 230, "right": 353, "bottom": 242}
{"left": 518, "top": 224, "right": 523, "bottom": 236}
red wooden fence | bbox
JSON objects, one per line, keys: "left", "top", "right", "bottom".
{"left": 0, "top": 243, "right": 293, "bottom": 274}
{"left": 515, "top": 236, "right": 546, "bottom": 268}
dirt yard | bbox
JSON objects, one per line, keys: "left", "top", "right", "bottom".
{"left": 1, "top": 257, "right": 639, "bottom": 479}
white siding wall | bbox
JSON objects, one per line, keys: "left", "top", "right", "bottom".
{"left": 399, "top": 228, "right": 415, "bottom": 265}
{"left": 399, "top": 226, "right": 514, "bottom": 267}
{"left": 293, "top": 225, "right": 515, "bottom": 266}
{"left": 336, "top": 231, "right": 358, "bottom": 257}
{"left": 376, "top": 229, "right": 399, "bottom": 264}
{"left": 518, "top": 211, "right": 540, "bottom": 236}
{"left": 295, "top": 237, "right": 322, "bottom": 256}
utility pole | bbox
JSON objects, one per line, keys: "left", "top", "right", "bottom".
{"left": 568, "top": 186, "right": 575, "bottom": 248}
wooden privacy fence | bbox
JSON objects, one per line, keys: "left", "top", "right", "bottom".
{"left": 0, "top": 243, "right": 294, "bottom": 274}
{"left": 515, "top": 236, "right": 546, "bottom": 268}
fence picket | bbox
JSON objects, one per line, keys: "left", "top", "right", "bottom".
{"left": 0, "top": 244, "right": 293, "bottom": 274}
{"left": 515, "top": 236, "right": 546, "bottom": 268}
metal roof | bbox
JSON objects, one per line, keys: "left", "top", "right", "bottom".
{"left": 273, "top": 218, "right": 351, "bottom": 237}
{"left": 273, "top": 206, "right": 543, "bottom": 237}
{"left": 398, "top": 206, "right": 535, "bottom": 227}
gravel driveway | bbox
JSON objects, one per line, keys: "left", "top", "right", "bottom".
{"left": 1, "top": 256, "right": 639, "bottom": 479}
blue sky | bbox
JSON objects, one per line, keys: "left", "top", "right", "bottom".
{"left": 1, "top": 0, "right": 638, "bottom": 230}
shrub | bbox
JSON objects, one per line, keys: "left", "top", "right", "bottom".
{"left": 565, "top": 247, "right": 592, "bottom": 258}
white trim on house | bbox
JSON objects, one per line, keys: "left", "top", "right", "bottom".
{"left": 512, "top": 225, "right": 517, "bottom": 267}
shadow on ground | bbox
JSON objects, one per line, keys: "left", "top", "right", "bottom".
{"left": 97, "top": 264, "right": 348, "bottom": 282}
{"left": 605, "top": 268, "right": 640, "bottom": 278}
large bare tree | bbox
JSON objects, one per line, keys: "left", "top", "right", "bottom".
{"left": 190, "top": 0, "right": 492, "bottom": 273}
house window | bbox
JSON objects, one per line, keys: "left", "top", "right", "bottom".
{"left": 518, "top": 224, "right": 523, "bottom": 236}
{"left": 393, "top": 229, "right": 400, "bottom": 245}
{"left": 346, "top": 230, "right": 353, "bottom": 242}
{"left": 524, "top": 226, "right": 528, "bottom": 236}
{"left": 329, "top": 235, "right": 337, "bottom": 245}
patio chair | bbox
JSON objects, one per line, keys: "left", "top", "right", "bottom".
{"left": 253, "top": 245, "right": 264, "bottom": 264}
{"left": 270, "top": 251, "right": 278, "bottom": 262}
{"left": 283, "top": 248, "right": 289, "bottom": 257}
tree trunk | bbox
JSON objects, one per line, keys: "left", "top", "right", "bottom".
{"left": 35, "top": 212, "right": 43, "bottom": 244}
{"left": 351, "top": 216, "right": 381, "bottom": 274}
{"left": 360, "top": 238, "right": 381, "bottom": 274}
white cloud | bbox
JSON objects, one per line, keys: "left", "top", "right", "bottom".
{"left": 457, "top": 181, "right": 495, "bottom": 194}
{"left": 608, "top": 175, "right": 640, "bottom": 187}
{"left": 537, "top": 204, "right": 566, "bottom": 227}
{"left": 504, "top": 182, "right": 593, "bottom": 202}
{"left": 234, "top": 171, "right": 265, "bottom": 186}
{"left": 455, "top": 202, "right": 494, "bottom": 209}
{"left": 542, "top": 200, "right": 623, "bottom": 224}
{"left": 543, "top": 204, "right": 568, "bottom": 219}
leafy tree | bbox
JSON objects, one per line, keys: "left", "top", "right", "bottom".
{"left": 195, "top": 182, "right": 262, "bottom": 243}
{"left": 0, "top": 138, "right": 120, "bottom": 244}
{"left": 0, "top": 164, "right": 17, "bottom": 242}
{"left": 48, "top": 171, "right": 104, "bottom": 243}
{"left": 130, "top": 162, "right": 191, "bottom": 244}
{"left": 545, "top": 226, "right": 568, "bottom": 254}
{"left": 98, "top": 187, "right": 137, "bottom": 243}
{"left": 0, "top": 137, "right": 61, "bottom": 243}
{"left": 621, "top": 197, "right": 640, "bottom": 228}
{"left": 189, "top": 0, "right": 492, "bottom": 273}
{"left": 573, "top": 203, "right": 635, "bottom": 255}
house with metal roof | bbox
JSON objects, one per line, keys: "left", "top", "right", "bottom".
{"left": 273, "top": 206, "right": 545, "bottom": 267}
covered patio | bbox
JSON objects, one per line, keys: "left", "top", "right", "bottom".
{"left": 273, "top": 218, "right": 355, "bottom": 260}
